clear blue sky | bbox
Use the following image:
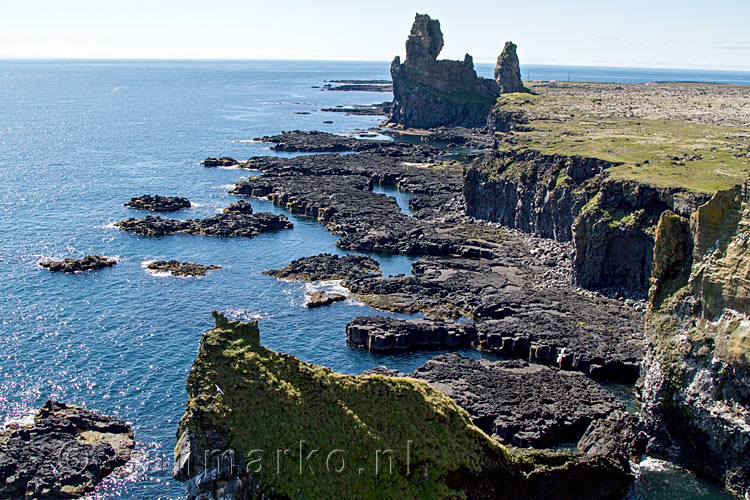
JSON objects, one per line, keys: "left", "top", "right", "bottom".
{"left": 2, "top": 0, "right": 749, "bottom": 69}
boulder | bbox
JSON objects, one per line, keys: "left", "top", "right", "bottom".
{"left": 305, "top": 290, "right": 346, "bottom": 308}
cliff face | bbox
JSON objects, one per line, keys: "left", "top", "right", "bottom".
{"left": 641, "top": 181, "right": 750, "bottom": 496}
{"left": 174, "top": 312, "right": 634, "bottom": 500}
{"left": 463, "top": 149, "right": 709, "bottom": 294}
{"left": 388, "top": 14, "right": 500, "bottom": 128}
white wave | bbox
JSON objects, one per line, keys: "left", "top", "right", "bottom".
{"left": 140, "top": 260, "right": 171, "bottom": 278}
{"left": 223, "top": 308, "right": 271, "bottom": 321}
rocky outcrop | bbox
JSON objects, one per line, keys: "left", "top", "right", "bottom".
{"left": 124, "top": 195, "right": 191, "bottom": 212}
{"left": 146, "top": 260, "right": 221, "bottom": 277}
{"left": 174, "top": 312, "right": 633, "bottom": 500}
{"left": 39, "top": 255, "right": 117, "bottom": 273}
{"left": 370, "top": 354, "right": 626, "bottom": 449}
{"left": 222, "top": 200, "right": 253, "bottom": 214}
{"left": 115, "top": 211, "right": 292, "bottom": 238}
{"left": 495, "top": 42, "right": 527, "bottom": 94}
{"left": 0, "top": 401, "right": 134, "bottom": 500}
{"left": 343, "top": 256, "right": 644, "bottom": 382}
{"left": 202, "top": 157, "right": 238, "bottom": 168}
{"left": 388, "top": 14, "right": 500, "bottom": 128}
{"left": 256, "top": 130, "right": 441, "bottom": 156}
{"left": 264, "top": 253, "right": 381, "bottom": 281}
{"left": 347, "top": 316, "right": 475, "bottom": 351}
{"left": 305, "top": 291, "right": 346, "bottom": 308}
{"left": 464, "top": 149, "right": 711, "bottom": 295}
{"left": 641, "top": 180, "right": 750, "bottom": 496}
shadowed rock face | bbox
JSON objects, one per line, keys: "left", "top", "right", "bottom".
{"left": 495, "top": 42, "right": 526, "bottom": 94}
{"left": 642, "top": 179, "right": 750, "bottom": 496}
{"left": 174, "top": 312, "right": 634, "bottom": 500}
{"left": 0, "top": 401, "right": 134, "bottom": 500}
{"left": 388, "top": 14, "right": 500, "bottom": 128}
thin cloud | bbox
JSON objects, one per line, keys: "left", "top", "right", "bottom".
{"left": 584, "top": 36, "right": 623, "bottom": 41}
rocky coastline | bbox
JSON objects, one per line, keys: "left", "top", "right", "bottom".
{"left": 0, "top": 401, "right": 134, "bottom": 500}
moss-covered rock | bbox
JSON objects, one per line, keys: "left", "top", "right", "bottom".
{"left": 174, "top": 312, "right": 633, "bottom": 500}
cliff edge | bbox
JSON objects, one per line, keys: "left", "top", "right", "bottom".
{"left": 642, "top": 179, "right": 750, "bottom": 496}
{"left": 174, "top": 312, "right": 633, "bottom": 500}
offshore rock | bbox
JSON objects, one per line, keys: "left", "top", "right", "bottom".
{"left": 495, "top": 42, "right": 527, "bottom": 94}
{"left": 265, "top": 253, "right": 381, "bottom": 281}
{"left": 0, "top": 401, "right": 134, "bottom": 500}
{"left": 124, "top": 194, "right": 191, "bottom": 212}
{"left": 202, "top": 157, "right": 238, "bottom": 168}
{"left": 388, "top": 14, "right": 500, "bottom": 128}
{"left": 174, "top": 312, "right": 632, "bottom": 500}
{"left": 374, "top": 354, "right": 625, "bottom": 449}
{"left": 641, "top": 180, "right": 750, "bottom": 496}
{"left": 39, "top": 255, "right": 116, "bottom": 273}
{"left": 222, "top": 200, "right": 253, "bottom": 214}
{"left": 305, "top": 290, "right": 346, "bottom": 308}
{"left": 114, "top": 211, "right": 292, "bottom": 238}
{"left": 146, "top": 260, "right": 221, "bottom": 277}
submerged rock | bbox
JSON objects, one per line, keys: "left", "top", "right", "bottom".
{"left": 173, "top": 312, "right": 633, "bottom": 500}
{"left": 124, "top": 195, "right": 191, "bottom": 212}
{"left": 305, "top": 290, "right": 346, "bottom": 308}
{"left": 0, "top": 401, "right": 134, "bottom": 500}
{"left": 641, "top": 179, "right": 750, "bottom": 496}
{"left": 146, "top": 260, "right": 221, "bottom": 277}
{"left": 264, "top": 253, "right": 381, "bottom": 281}
{"left": 39, "top": 255, "right": 117, "bottom": 273}
{"left": 115, "top": 211, "right": 292, "bottom": 238}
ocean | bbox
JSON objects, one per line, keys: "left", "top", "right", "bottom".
{"left": 0, "top": 60, "right": 743, "bottom": 499}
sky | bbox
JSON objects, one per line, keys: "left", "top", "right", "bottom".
{"left": 1, "top": 0, "right": 749, "bottom": 70}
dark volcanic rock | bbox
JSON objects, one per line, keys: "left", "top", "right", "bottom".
{"left": 321, "top": 102, "right": 392, "bottom": 116}
{"left": 265, "top": 253, "right": 381, "bottom": 280}
{"left": 324, "top": 83, "right": 393, "bottom": 92}
{"left": 255, "top": 130, "right": 439, "bottom": 155}
{"left": 114, "top": 211, "right": 292, "bottom": 238}
{"left": 410, "top": 354, "right": 625, "bottom": 448}
{"left": 495, "top": 41, "right": 527, "bottom": 94}
{"left": 388, "top": 14, "right": 500, "bottom": 128}
{"left": 221, "top": 200, "right": 253, "bottom": 214}
{"left": 344, "top": 257, "right": 645, "bottom": 382}
{"left": 305, "top": 290, "right": 346, "bottom": 308}
{"left": 0, "top": 401, "right": 134, "bottom": 500}
{"left": 147, "top": 260, "right": 221, "bottom": 277}
{"left": 39, "top": 255, "right": 116, "bottom": 273}
{"left": 347, "top": 316, "right": 474, "bottom": 351}
{"left": 124, "top": 195, "right": 191, "bottom": 212}
{"left": 202, "top": 157, "right": 239, "bottom": 168}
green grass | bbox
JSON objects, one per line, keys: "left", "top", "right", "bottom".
{"left": 492, "top": 90, "right": 750, "bottom": 193}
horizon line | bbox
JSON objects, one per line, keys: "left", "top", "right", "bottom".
{"left": 2, "top": 56, "right": 750, "bottom": 73}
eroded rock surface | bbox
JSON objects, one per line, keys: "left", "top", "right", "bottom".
{"left": 202, "top": 157, "right": 238, "bottom": 168}
{"left": 641, "top": 180, "right": 750, "bottom": 496}
{"left": 265, "top": 253, "right": 381, "bottom": 280}
{"left": 371, "top": 353, "right": 625, "bottom": 449}
{"left": 388, "top": 14, "right": 499, "bottom": 128}
{"left": 0, "top": 401, "right": 134, "bottom": 500}
{"left": 39, "top": 255, "right": 117, "bottom": 273}
{"left": 124, "top": 195, "right": 191, "bottom": 212}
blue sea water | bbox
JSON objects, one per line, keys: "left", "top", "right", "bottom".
{"left": 0, "top": 60, "right": 741, "bottom": 499}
